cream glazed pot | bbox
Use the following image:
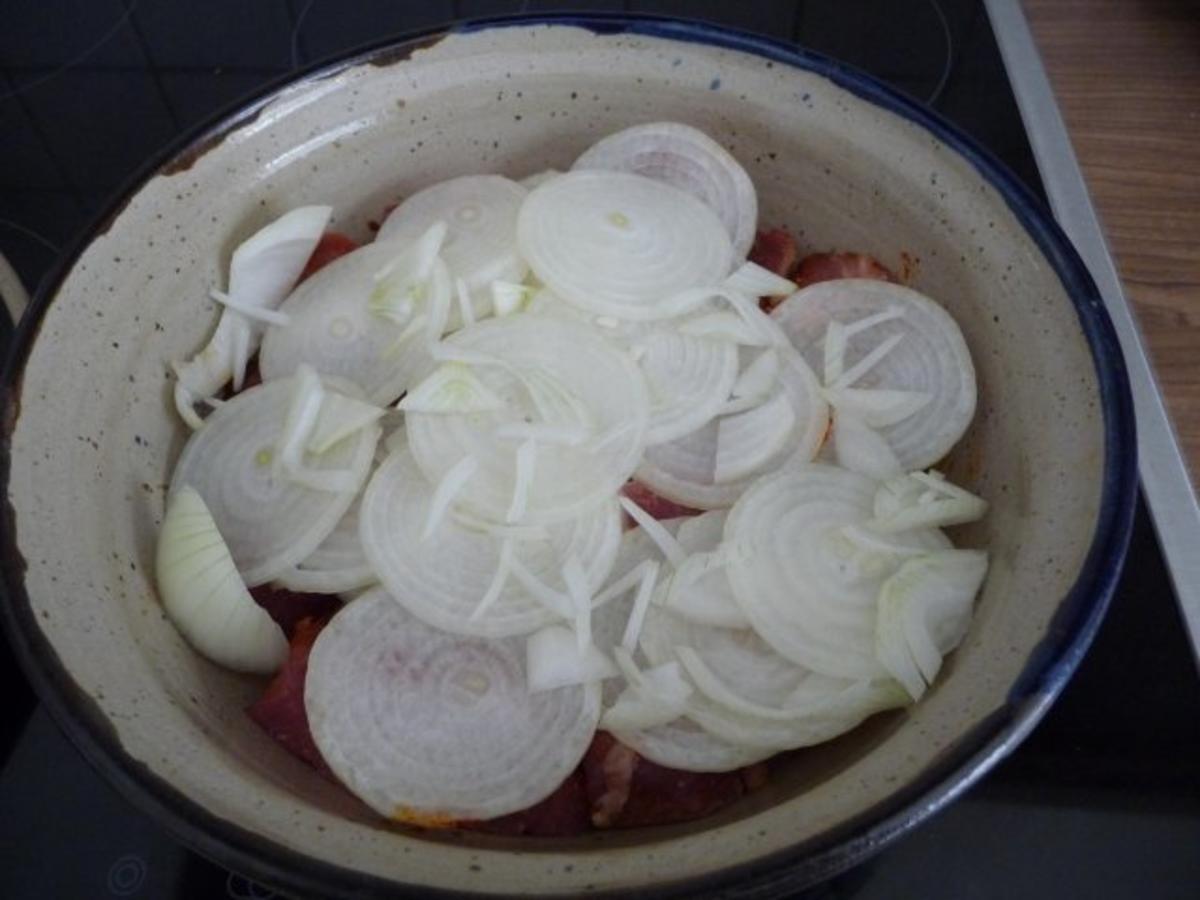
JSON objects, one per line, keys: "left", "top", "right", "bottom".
{"left": 0, "top": 15, "right": 1136, "bottom": 899}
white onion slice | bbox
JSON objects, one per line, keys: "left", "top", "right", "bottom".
{"left": 773, "top": 279, "right": 977, "bottom": 469}
{"left": 397, "top": 362, "right": 505, "bottom": 414}
{"left": 658, "top": 510, "right": 749, "bottom": 628}
{"left": 423, "top": 455, "right": 479, "bottom": 539}
{"left": 876, "top": 550, "right": 988, "bottom": 699}
{"left": 519, "top": 168, "right": 562, "bottom": 191}
{"left": 209, "top": 288, "right": 290, "bottom": 327}
{"left": 617, "top": 495, "right": 687, "bottom": 568}
{"left": 610, "top": 715, "right": 773, "bottom": 772}
{"left": 825, "top": 386, "right": 933, "bottom": 429}
{"left": 407, "top": 315, "right": 649, "bottom": 525}
{"left": 368, "top": 222, "right": 448, "bottom": 324}
{"left": 724, "top": 261, "right": 796, "bottom": 298}
{"left": 517, "top": 170, "right": 734, "bottom": 321}
{"left": 675, "top": 647, "right": 907, "bottom": 750}
{"left": 637, "top": 328, "right": 739, "bottom": 446}
{"left": 713, "top": 391, "right": 797, "bottom": 484}
{"left": 526, "top": 625, "right": 617, "bottom": 692}
{"left": 305, "top": 589, "right": 600, "bottom": 821}
{"left": 359, "top": 448, "right": 620, "bottom": 638}
{"left": 173, "top": 206, "right": 331, "bottom": 423}
{"left": 636, "top": 338, "right": 828, "bottom": 510}
{"left": 723, "top": 464, "right": 949, "bottom": 679}
{"left": 260, "top": 240, "right": 442, "bottom": 404}
{"left": 601, "top": 655, "right": 692, "bottom": 732}
{"left": 648, "top": 617, "right": 806, "bottom": 712}
{"left": 572, "top": 121, "right": 757, "bottom": 259}
{"left": 447, "top": 278, "right": 474, "bottom": 329}
{"left": 377, "top": 175, "right": 528, "bottom": 314}
{"left": 276, "top": 495, "right": 376, "bottom": 594}
{"left": 507, "top": 438, "right": 538, "bottom": 524}
{"left": 870, "top": 470, "right": 989, "bottom": 533}
{"left": 832, "top": 410, "right": 904, "bottom": 481}
{"left": 732, "top": 349, "right": 780, "bottom": 401}
{"left": 168, "top": 375, "right": 378, "bottom": 586}
{"left": 308, "top": 392, "right": 385, "bottom": 454}
{"left": 157, "top": 486, "right": 288, "bottom": 673}
{"left": 678, "top": 312, "right": 772, "bottom": 347}
{"left": 491, "top": 280, "right": 534, "bottom": 317}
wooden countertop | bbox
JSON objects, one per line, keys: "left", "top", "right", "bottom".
{"left": 1024, "top": 0, "right": 1200, "bottom": 476}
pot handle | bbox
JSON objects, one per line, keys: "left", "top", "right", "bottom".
{"left": 0, "top": 252, "right": 29, "bottom": 326}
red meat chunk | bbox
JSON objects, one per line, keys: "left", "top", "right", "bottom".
{"left": 249, "top": 584, "right": 342, "bottom": 640}
{"left": 246, "top": 616, "right": 333, "bottom": 776}
{"left": 620, "top": 481, "right": 701, "bottom": 524}
{"left": 582, "top": 732, "right": 749, "bottom": 829}
{"left": 298, "top": 231, "right": 359, "bottom": 282}
{"left": 748, "top": 228, "right": 799, "bottom": 279}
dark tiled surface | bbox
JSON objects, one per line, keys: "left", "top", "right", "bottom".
{"left": 1, "top": 2, "right": 1197, "bottom": 899}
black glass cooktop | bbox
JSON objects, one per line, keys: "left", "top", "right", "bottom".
{"left": 1, "top": 2, "right": 1198, "bottom": 898}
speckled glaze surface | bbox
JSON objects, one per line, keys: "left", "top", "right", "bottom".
{"left": 0, "top": 17, "right": 1135, "bottom": 899}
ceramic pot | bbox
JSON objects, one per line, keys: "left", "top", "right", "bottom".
{"left": 0, "top": 15, "right": 1136, "bottom": 898}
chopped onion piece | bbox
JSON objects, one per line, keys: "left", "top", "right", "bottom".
{"left": 455, "top": 277, "right": 475, "bottom": 327}
{"left": 174, "top": 205, "right": 330, "bottom": 420}
{"left": 870, "top": 470, "right": 988, "bottom": 533}
{"left": 618, "top": 495, "right": 687, "bottom": 568}
{"left": 397, "top": 362, "right": 505, "bottom": 414}
{"left": 595, "top": 557, "right": 659, "bottom": 607}
{"left": 369, "top": 222, "right": 448, "bottom": 322}
{"left": 470, "top": 538, "right": 515, "bottom": 621}
{"left": 876, "top": 550, "right": 988, "bottom": 699}
{"left": 831, "top": 333, "right": 904, "bottom": 390}
{"left": 506, "top": 438, "right": 538, "bottom": 524}
{"left": 662, "top": 549, "right": 747, "bottom": 628}
{"left": 562, "top": 554, "right": 593, "bottom": 651}
{"left": 724, "top": 261, "right": 795, "bottom": 298}
{"left": 620, "top": 561, "right": 660, "bottom": 652}
{"left": 276, "top": 364, "right": 325, "bottom": 477}
{"left": 423, "top": 454, "right": 479, "bottom": 540}
{"left": 377, "top": 175, "right": 528, "bottom": 301}
{"left": 832, "top": 410, "right": 903, "bottom": 480}
{"left": 424, "top": 265, "right": 453, "bottom": 346}
{"left": 492, "top": 280, "right": 534, "bottom": 317}
{"left": 823, "top": 320, "right": 847, "bottom": 385}
{"left": 526, "top": 625, "right": 617, "bottom": 692}
{"left": 732, "top": 349, "right": 779, "bottom": 400}
{"left": 308, "top": 392, "right": 385, "bottom": 454}
{"left": 156, "top": 486, "right": 287, "bottom": 674}
{"left": 602, "top": 658, "right": 693, "bottom": 732}
{"left": 508, "top": 555, "right": 574, "bottom": 619}
{"left": 826, "top": 386, "right": 933, "bottom": 428}
{"left": 209, "top": 289, "right": 291, "bottom": 326}
{"left": 713, "top": 391, "right": 796, "bottom": 484}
